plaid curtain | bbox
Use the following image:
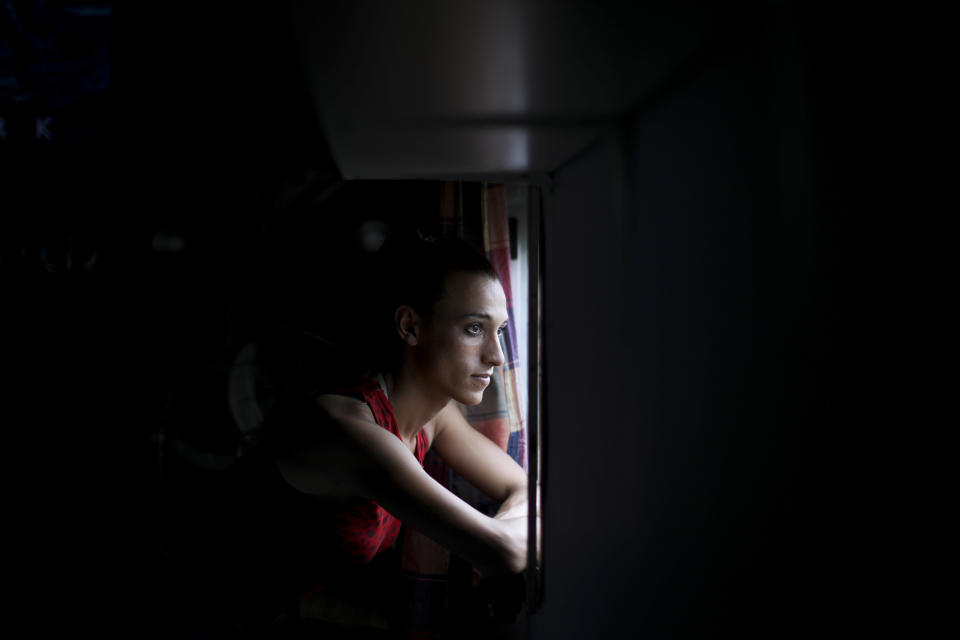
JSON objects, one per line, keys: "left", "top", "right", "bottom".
{"left": 397, "top": 182, "right": 526, "bottom": 637}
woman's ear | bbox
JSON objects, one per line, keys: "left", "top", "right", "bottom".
{"left": 394, "top": 305, "right": 420, "bottom": 346}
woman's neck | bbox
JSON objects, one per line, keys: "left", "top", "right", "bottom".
{"left": 381, "top": 368, "right": 448, "bottom": 443}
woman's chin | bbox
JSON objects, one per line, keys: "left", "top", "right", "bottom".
{"left": 456, "top": 389, "right": 486, "bottom": 406}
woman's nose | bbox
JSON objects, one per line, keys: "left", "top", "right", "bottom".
{"left": 485, "top": 334, "right": 505, "bottom": 367}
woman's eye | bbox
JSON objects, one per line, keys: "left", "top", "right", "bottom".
{"left": 467, "top": 323, "right": 482, "bottom": 335}
{"left": 497, "top": 326, "right": 505, "bottom": 336}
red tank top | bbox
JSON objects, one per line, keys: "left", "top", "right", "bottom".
{"left": 324, "top": 377, "right": 429, "bottom": 563}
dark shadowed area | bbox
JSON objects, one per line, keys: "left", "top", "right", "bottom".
{"left": 3, "top": 1, "right": 933, "bottom": 638}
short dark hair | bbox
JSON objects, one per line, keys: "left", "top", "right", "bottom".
{"left": 368, "top": 232, "right": 499, "bottom": 369}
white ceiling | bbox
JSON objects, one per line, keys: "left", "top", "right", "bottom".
{"left": 290, "top": 1, "right": 719, "bottom": 179}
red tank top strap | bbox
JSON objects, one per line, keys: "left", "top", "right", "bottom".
{"left": 414, "top": 428, "right": 428, "bottom": 465}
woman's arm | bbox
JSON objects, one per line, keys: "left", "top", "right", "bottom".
{"left": 274, "top": 394, "right": 526, "bottom": 576}
{"left": 430, "top": 402, "right": 541, "bottom": 567}
{"left": 430, "top": 401, "right": 539, "bottom": 622}
{"left": 429, "top": 401, "right": 531, "bottom": 518}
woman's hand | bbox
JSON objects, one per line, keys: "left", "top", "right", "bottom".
{"left": 490, "top": 513, "right": 528, "bottom": 576}
{"left": 494, "top": 483, "right": 541, "bottom": 520}
{"left": 493, "top": 491, "right": 527, "bottom": 520}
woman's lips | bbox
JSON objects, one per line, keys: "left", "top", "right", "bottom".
{"left": 472, "top": 374, "right": 491, "bottom": 384}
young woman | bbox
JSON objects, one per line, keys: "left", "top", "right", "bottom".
{"left": 197, "top": 233, "right": 535, "bottom": 633}
{"left": 275, "top": 237, "right": 530, "bottom": 569}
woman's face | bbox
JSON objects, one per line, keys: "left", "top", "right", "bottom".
{"left": 415, "top": 271, "right": 509, "bottom": 406}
